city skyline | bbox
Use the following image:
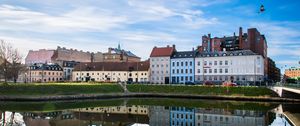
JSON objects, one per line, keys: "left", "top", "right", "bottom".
{"left": 0, "top": 0, "right": 299, "bottom": 71}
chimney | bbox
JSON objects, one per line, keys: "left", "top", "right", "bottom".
{"left": 154, "top": 46, "right": 157, "bottom": 48}
{"left": 208, "top": 33, "right": 211, "bottom": 38}
{"left": 108, "top": 48, "right": 112, "bottom": 53}
{"left": 167, "top": 45, "right": 170, "bottom": 47}
{"left": 172, "top": 44, "right": 176, "bottom": 49}
{"left": 192, "top": 48, "right": 194, "bottom": 51}
{"left": 239, "top": 27, "right": 243, "bottom": 49}
{"left": 233, "top": 32, "right": 236, "bottom": 36}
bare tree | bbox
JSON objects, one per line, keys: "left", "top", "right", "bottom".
{"left": 0, "top": 40, "right": 23, "bottom": 83}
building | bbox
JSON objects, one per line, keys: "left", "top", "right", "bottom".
{"left": 267, "top": 57, "right": 281, "bottom": 83}
{"left": 200, "top": 27, "right": 268, "bottom": 81}
{"left": 200, "top": 27, "right": 267, "bottom": 58}
{"left": 28, "top": 63, "right": 63, "bottom": 82}
{"left": 72, "top": 61, "right": 149, "bottom": 82}
{"left": 170, "top": 51, "right": 196, "bottom": 84}
{"left": 102, "top": 44, "right": 141, "bottom": 62}
{"left": 170, "top": 107, "right": 195, "bottom": 126}
{"left": 149, "top": 106, "right": 170, "bottom": 126}
{"left": 51, "top": 46, "right": 93, "bottom": 66}
{"left": 72, "top": 105, "right": 148, "bottom": 115}
{"left": 284, "top": 67, "right": 300, "bottom": 79}
{"left": 25, "top": 49, "right": 55, "bottom": 65}
{"left": 62, "top": 61, "right": 79, "bottom": 81}
{"left": 150, "top": 45, "right": 176, "bottom": 84}
{"left": 195, "top": 50, "right": 264, "bottom": 85}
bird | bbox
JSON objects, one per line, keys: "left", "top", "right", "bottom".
{"left": 258, "top": 4, "right": 265, "bottom": 13}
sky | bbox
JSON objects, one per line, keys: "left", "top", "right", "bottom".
{"left": 0, "top": 0, "right": 299, "bottom": 73}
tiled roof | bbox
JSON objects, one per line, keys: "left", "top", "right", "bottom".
{"left": 196, "top": 50, "right": 257, "bottom": 57}
{"left": 171, "top": 51, "right": 196, "bottom": 58}
{"left": 30, "top": 63, "right": 63, "bottom": 71}
{"left": 150, "top": 46, "right": 175, "bottom": 57}
{"left": 110, "top": 48, "right": 140, "bottom": 58}
{"left": 73, "top": 61, "right": 149, "bottom": 71}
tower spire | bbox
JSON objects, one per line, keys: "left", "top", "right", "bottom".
{"left": 118, "top": 41, "right": 121, "bottom": 50}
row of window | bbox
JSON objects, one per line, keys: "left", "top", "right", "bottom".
{"left": 76, "top": 72, "right": 147, "bottom": 76}
{"left": 198, "top": 60, "right": 229, "bottom": 66}
{"left": 172, "top": 61, "right": 193, "bottom": 67}
{"left": 31, "top": 71, "right": 62, "bottom": 76}
{"left": 199, "top": 68, "right": 228, "bottom": 74}
{"left": 151, "top": 64, "right": 169, "bottom": 68}
{"left": 151, "top": 58, "right": 169, "bottom": 62}
{"left": 152, "top": 70, "right": 169, "bottom": 74}
{"left": 172, "top": 69, "right": 193, "bottom": 74}
{"left": 172, "top": 76, "right": 193, "bottom": 82}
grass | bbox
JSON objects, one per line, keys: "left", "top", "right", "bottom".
{"left": 127, "top": 84, "right": 278, "bottom": 97}
{"left": 0, "top": 83, "right": 124, "bottom": 96}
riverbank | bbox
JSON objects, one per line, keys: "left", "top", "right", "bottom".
{"left": 1, "top": 83, "right": 298, "bottom": 102}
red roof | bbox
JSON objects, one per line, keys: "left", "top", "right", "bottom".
{"left": 150, "top": 46, "right": 175, "bottom": 57}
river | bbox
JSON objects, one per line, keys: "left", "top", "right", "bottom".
{"left": 0, "top": 98, "right": 299, "bottom": 126}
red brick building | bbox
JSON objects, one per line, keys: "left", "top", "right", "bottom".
{"left": 200, "top": 27, "right": 269, "bottom": 82}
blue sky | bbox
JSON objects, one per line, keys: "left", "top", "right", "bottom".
{"left": 0, "top": 0, "right": 299, "bottom": 72}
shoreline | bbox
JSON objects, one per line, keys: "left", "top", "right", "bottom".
{"left": 1, "top": 93, "right": 299, "bottom": 102}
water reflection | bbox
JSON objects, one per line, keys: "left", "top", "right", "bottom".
{"left": 0, "top": 99, "right": 298, "bottom": 126}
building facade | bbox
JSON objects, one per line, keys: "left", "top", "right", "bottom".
{"left": 284, "top": 67, "right": 300, "bottom": 79}
{"left": 195, "top": 50, "right": 264, "bottom": 85}
{"left": 149, "top": 106, "right": 170, "bottom": 126}
{"left": 72, "top": 61, "right": 149, "bottom": 83}
{"left": 150, "top": 45, "right": 176, "bottom": 84}
{"left": 170, "top": 51, "right": 196, "bottom": 84}
{"left": 28, "top": 63, "right": 63, "bottom": 82}
{"left": 62, "top": 61, "right": 79, "bottom": 81}
{"left": 267, "top": 57, "right": 281, "bottom": 83}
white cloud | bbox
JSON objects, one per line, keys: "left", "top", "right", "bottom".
{"left": 0, "top": 4, "right": 128, "bottom": 33}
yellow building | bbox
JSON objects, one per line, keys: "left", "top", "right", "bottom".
{"left": 285, "top": 67, "right": 300, "bottom": 79}
{"left": 72, "top": 61, "right": 149, "bottom": 83}
{"left": 28, "top": 63, "right": 63, "bottom": 82}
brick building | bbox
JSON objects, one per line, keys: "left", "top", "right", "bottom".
{"left": 266, "top": 57, "right": 281, "bottom": 83}
{"left": 25, "top": 49, "right": 55, "bottom": 65}
{"left": 285, "top": 67, "right": 300, "bottom": 79}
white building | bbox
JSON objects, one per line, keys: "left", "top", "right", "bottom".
{"left": 72, "top": 61, "right": 149, "bottom": 83}
{"left": 195, "top": 50, "right": 264, "bottom": 85}
{"left": 149, "top": 45, "right": 176, "bottom": 84}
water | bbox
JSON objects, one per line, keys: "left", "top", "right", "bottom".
{"left": 0, "top": 98, "right": 299, "bottom": 126}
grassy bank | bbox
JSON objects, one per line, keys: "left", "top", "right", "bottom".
{"left": 0, "top": 83, "right": 123, "bottom": 96}
{"left": 127, "top": 84, "right": 278, "bottom": 97}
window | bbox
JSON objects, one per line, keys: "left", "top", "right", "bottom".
{"left": 204, "top": 61, "right": 207, "bottom": 65}
{"left": 172, "top": 62, "right": 175, "bottom": 66}
{"left": 156, "top": 65, "right": 159, "bottom": 67}
{"left": 214, "top": 61, "right": 217, "bottom": 65}
{"left": 185, "top": 76, "right": 188, "bottom": 81}
{"left": 225, "top": 68, "right": 228, "bottom": 73}
{"left": 185, "top": 61, "right": 188, "bottom": 66}
{"left": 214, "top": 69, "right": 217, "bottom": 73}
{"left": 190, "top": 76, "right": 193, "bottom": 81}
{"left": 161, "top": 64, "right": 164, "bottom": 67}
{"left": 190, "top": 69, "right": 192, "bottom": 74}
{"left": 185, "top": 69, "right": 188, "bottom": 73}
{"left": 209, "top": 69, "right": 212, "bottom": 73}
{"left": 197, "top": 61, "right": 200, "bottom": 66}
{"left": 181, "top": 62, "right": 184, "bottom": 66}
{"left": 190, "top": 61, "right": 192, "bottom": 66}
{"left": 209, "top": 61, "right": 212, "bottom": 65}
{"left": 181, "top": 69, "right": 183, "bottom": 74}
{"left": 197, "top": 69, "right": 200, "bottom": 73}
{"left": 177, "top": 69, "right": 179, "bottom": 74}
{"left": 177, "top": 62, "right": 179, "bottom": 66}
{"left": 219, "top": 69, "right": 223, "bottom": 73}
{"left": 172, "top": 69, "right": 175, "bottom": 74}
{"left": 204, "top": 69, "right": 207, "bottom": 73}
{"left": 152, "top": 65, "right": 154, "bottom": 68}
{"left": 225, "top": 60, "right": 228, "bottom": 65}
{"left": 219, "top": 61, "right": 223, "bottom": 65}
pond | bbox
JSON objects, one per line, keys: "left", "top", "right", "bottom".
{"left": 0, "top": 98, "right": 299, "bottom": 126}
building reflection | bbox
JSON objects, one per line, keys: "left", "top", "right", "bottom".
{"left": 18, "top": 105, "right": 275, "bottom": 126}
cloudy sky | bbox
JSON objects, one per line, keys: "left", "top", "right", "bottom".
{"left": 0, "top": 0, "right": 299, "bottom": 72}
